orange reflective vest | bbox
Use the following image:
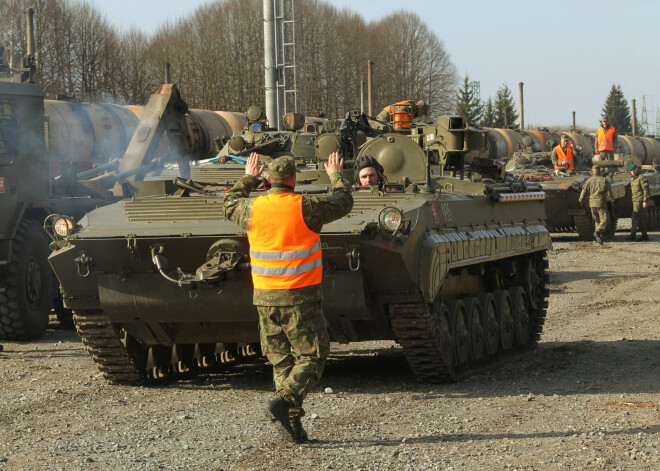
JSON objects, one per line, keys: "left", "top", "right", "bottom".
{"left": 247, "top": 193, "right": 322, "bottom": 290}
{"left": 596, "top": 126, "right": 615, "bottom": 152}
{"left": 554, "top": 145, "right": 575, "bottom": 170}
{"left": 384, "top": 100, "right": 415, "bottom": 130}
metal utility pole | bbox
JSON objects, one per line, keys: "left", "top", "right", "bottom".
{"left": 572, "top": 112, "right": 576, "bottom": 132}
{"left": 518, "top": 82, "right": 524, "bottom": 130}
{"left": 360, "top": 80, "right": 364, "bottom": 113}
{"left": 277, "top": 0, "right": 302, "bottom": 117}
{"left": 263, "top": 0, "right": 278, "bottom": 129}
{"left": 632, "top": 99, "right": 637, "bottom": 136}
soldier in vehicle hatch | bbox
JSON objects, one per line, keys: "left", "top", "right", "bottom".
{"left": 551, "top": 135, "right": 577, "bottom": 174}
{"left": 595, "top": 116, "right": 617, "bottom": 161}
{"left": 579, "top": 165, "right": 614, "bottom": 244}
{"left": 223, "top": 152, "right": 353, "bottom": 444}
{"left": 376, "top": 100, "right": 429, "bottom": 129}
{"left": 353, "top": 155, "right": 386, "bottom": 189}
{"left": 627, "top": 163, "right": 650, "bottom": 241}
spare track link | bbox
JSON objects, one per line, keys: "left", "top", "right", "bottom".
{"left": 390, "top": 254, "right": 549, "bottom": 383}
{"left": 73, "top": 311, "right": 145, "bottom": 385}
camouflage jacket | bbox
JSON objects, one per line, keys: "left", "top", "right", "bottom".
{"left": 550, "top": 145, "right": 580, "bottom": 168}
{"left": 579, "top": 175, "right": 613, "bottom": 208}
{"left": 223, "top": 173, "right": 353, "bottom": 306}
{"left": 630, "top": 173, "right": 650, "bottom": 203}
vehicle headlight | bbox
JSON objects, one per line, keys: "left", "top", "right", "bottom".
{"left": 379, "top": 207, "right": 403, "bottom": 232}
{"left": 53, "top": 217, "right": 74, "bottom": 237}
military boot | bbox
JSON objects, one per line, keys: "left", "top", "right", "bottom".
{"left": 594, "top": 231, "right": 603, "bottom": 245}
{"left": 639, "top": 232, "right": 649, "bottom": 241}
{"left": 266, "top": 396, "right": 297, "bottom": 443}
{"left": 290, "top": 417, "right": 309, "bottom": 444}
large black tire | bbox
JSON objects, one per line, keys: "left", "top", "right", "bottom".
{"left": 0, "top": 219, "right": 55, "bottom": 340}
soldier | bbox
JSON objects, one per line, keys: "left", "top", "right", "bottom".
{"left": 595, "top": 116, "right": 617, "bottom": 161}
{"left": 376, "top": 100, "right": 428, "bottom": 129}
{"left": 551, "top": 135, "right": 576, "bottom": 174}
{"left": 626, "top": 163, "right": 650, "bottom": 241}
{"left": 223, "top": 152, "right": 353, "bottom": 443}
{"left": 579, "top": 165, "right": 614, "bottom": 244}
{"left": 354, "top": 155, "right": 386, "bottom": 189}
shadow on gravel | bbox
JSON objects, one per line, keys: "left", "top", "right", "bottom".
{"left": 307, "top": 424, "right": 660, "bottom": 449}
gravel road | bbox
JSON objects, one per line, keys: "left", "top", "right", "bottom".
{"left": 1, "top": 232, "right": 659, "bottom": 470}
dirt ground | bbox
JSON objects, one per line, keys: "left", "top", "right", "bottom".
{"left": 1, "top": 231, "right": 659, "bottom": 471}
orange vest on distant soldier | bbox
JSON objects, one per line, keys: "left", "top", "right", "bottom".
{"left": 383, "top": 100, "right": 416, "bottom": 130}
{"left": 596, "top": 126, "right": 615, "bottom": 152}
{"left": 554, "top": 144, "right": 575, "bottom": 170}
{"left": 247, "top": 193, "right": 322, "bottom": 290}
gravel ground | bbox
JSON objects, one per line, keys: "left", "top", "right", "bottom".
{"left": 1, "top": 231, "right": 659, "bottom": 470}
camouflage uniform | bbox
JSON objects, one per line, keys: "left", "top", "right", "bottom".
{"left": 630, "top": 172, "right": 650, "bottom": 238}
{"left": 223, "top": 168, "right": 353, "bottom": 417}
{"left": 579, "top": 172, "right": 613, "bottom": 237}
{"left": 550, "top": 144, "right": 580, "bottom": 171}
{"left": 376, "top": 100, "right": 419, "bottom": 123}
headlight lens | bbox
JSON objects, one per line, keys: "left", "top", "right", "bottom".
{"left": 53, "top": 218, "right": 74, "bottom": 237}
{"left": 381, "top": 208, "right": 403, "bottom": 231}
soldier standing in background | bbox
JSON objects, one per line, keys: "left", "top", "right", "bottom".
{"left": 579, "top": 165, "right": 614, "bottom": 244}
{"left": 223, "top": 152, "right": 353, "bottom": 443}
{"left": 551, "top": 135, "right": 576, "bottom": 174}
{"left": 595, "top": 116, "right": 617, "bottom": 161}
{"left": 627, "top": 163, "right": 650, "bottom": 241}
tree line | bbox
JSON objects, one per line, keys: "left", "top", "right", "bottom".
{"left": 0, "top": 0, "right": 457, "bottom": 118}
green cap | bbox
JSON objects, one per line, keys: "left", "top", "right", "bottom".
{"left": 629, "top": 163, "right": 638, "bottom": 171}
{"left": 268, "top": 156, "right": 296, "bottom": 179}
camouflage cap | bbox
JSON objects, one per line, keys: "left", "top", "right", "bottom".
{"left": 601, "top": 116, "right": 609, "bottom": 122}
{"left": 560, "top": 134, "right": 570, "bottom": 141}
{"left": 629, "top": 163, "right": 638, "bottom": 171}
{"left": 268, "top": 156, "right": 296, "bottom": 179}
{"left": 592, "top": 164, "right": 600, "bottom": 171}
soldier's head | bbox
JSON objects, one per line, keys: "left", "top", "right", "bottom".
{"left": 560, "top": 135, "right": 570, "bottom": 147}
{"left": 629, "top": 163, "right": 639, "bottom": 175}
{"left": 592, "top": 164, "right": 601, "bottom": 175}
{"left": 416, "top": 100, "right": 429, "bottom": 117}
{"left": 601, "top": 116, "right": 609, "bottom": 127}
{"left": 354, "top": 155, "right": 385, "bottom": 187}
{"left": 268, "top": 156, "right": 296, "bottom": 187}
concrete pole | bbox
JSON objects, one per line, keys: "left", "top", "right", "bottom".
{"left": 360, "top": 80, "right": 364, "bottom": 114}
{"left": 632, "top": 99, "right": 637, "bottom": 136}
{"left": 572, "top": 111, "right": 576, "bottom": 132}
{"left": 518, "top": 82, "right": 524, "bottom": 130}
{"left": 164, "top": 62, "right": 171, "bottom": 83}
{"left": 263, "top": 0, "right": 277, "bottom": 129}
{"left": 367, "top": 60, "right": 373, "bottom": 117}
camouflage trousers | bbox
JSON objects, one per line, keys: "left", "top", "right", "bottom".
{"left": 257, "top": 302, "right": 330, "bottom": 418}
{"left": 598, "top": 151, "right": 614, "bottom": 161}
{"left": 631, "top": 201, "right": 648, "bottom": 235}
{"left": 590, "top": 207, "right": 609, "bottom": 235}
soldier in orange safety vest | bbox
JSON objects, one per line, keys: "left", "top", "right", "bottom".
{"left": 376, "top": 99, "right": 429, "bottom": 130}
{"left": 223, "top": 152, "right": 353, "bottom": 443}
{"left": 551, "top": 135, "right": 576, "bottom": 173}
{"left": 595, "top": 116, "right": 617, "bottom": 160}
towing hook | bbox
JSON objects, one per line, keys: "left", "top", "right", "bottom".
{"left": 74, "top": 252, "right": 93, "bottom": 278}
{"left": 346, "top": 247, "right": 361, "bottom": 271}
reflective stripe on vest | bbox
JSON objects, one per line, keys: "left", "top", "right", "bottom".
{"left": 247, "top": 193, "right": 322, "bottom": 290}
{"left": 553, "top": 145, "right": 575, "bottom": 170}
{"left": 597, "top": 126, "right": 615, "bottom": 152}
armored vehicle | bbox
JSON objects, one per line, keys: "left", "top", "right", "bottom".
{"left": 48, "top": 115, "right": 551, "bottom": 384}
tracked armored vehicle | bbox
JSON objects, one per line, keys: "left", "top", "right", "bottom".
{"left": 48, "top": 115, "right": 551, "bottom": 384}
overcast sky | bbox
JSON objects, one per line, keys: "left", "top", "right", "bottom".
{"left": 88, "top": 0, "right": 660, "bottom": 131}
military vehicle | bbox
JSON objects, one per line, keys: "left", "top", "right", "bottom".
{"left": 47, "top": 114, "right": 551, "bottom": 384}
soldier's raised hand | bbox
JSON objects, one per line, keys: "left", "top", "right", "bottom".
{"left": 245, "top": 152, "right": 265, "bottom": 178}
{"left": 324, "top": 152, "right": 344, "bottom": 176}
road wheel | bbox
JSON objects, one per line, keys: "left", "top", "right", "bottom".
{"left": 0, "top": 219, "right": 54, "bottom": 340}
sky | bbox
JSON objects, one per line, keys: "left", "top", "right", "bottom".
{"left": 87, "top": 0, "right": 660, "bottom": 131}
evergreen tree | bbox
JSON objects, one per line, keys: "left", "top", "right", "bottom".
{"left": 455, "top": 74, "right": 483, "bottom": 125}
{"left": 601, "top": 84, "right": 632, "bottom": 134}
{"left": 480, "top": 97, "right": 496, "bottom": 127}
{"left": 493, "top": 84, "right": 519, "bottom": 128}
